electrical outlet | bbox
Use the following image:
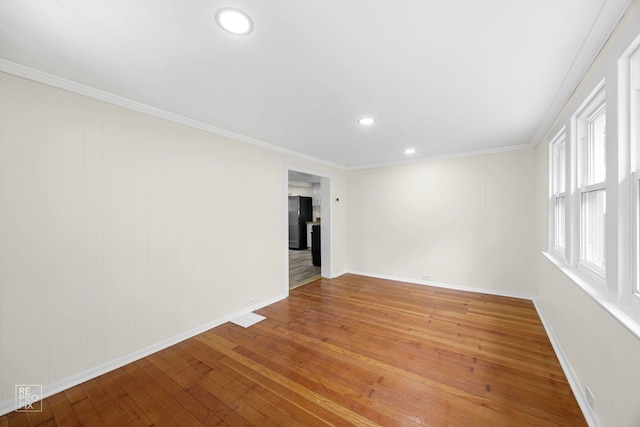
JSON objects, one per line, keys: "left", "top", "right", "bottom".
{"left": 584, "top": 386, "right": 595, "bottom": 411}
{"left": 421, "top": 274, "right": 431, "bottom": 281}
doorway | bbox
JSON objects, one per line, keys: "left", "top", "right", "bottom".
{"left": 285, "top": 166, "right": 331, "bottom": 292}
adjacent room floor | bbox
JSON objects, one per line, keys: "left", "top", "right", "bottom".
{"left": 289, "top": 249, "right": 321, "bottom": 289}
{"left": 1, "top": 274, "right": 587, "bottom": 426}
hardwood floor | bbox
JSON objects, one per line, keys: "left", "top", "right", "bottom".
{"left": 1, "top": 274, "right": 587, "bottom": 426}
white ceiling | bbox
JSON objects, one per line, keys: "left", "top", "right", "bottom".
{"left": 0, "top": 0, "right": 632, "bottom": 168}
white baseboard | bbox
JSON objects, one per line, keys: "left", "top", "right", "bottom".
{"left": 0, "top": 293, "right": 286, "bottom": 417}
{"left": 346, "top": 270, "right": 534, "bottom": 300}
{"left": 329, "top": 269, "right": 348, "bottom": 279}
{"left": 532, "top": 300, "right": 599, "bottom": 427}
{"left": 1, "top": 274, "right": 596, "bottom": 426}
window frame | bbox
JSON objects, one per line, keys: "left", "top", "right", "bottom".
{"left": 635, "top": 172, "right": 640, "bottom": 297}
{"left": 543, "top": 29, "right": 640, "bottom": 343}
{"left": 549, "top": 129, "right": 567, "bottom": 256}
{"left": 631, "top": 49, "right": 640, "bottom": 298}
{"left": 575, "top": 87, "right": 607, "bottom": 279}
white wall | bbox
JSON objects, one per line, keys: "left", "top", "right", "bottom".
{"left": 288, "top": 183, "right": 313, "bottom": 197}
{"left": 0, "top": 71, "right": 347, "bottom": 407}
{"left": 5, "top": 4, "right": 640, "bottom": 424}
{"left": 531, "top": 2, "right": 640, "bottom": 426}
{"left": 535, "top": 143, "right": 640, "bottom": 427}
{"left": 346, "top": 149, "right": 535, "bottom": 296}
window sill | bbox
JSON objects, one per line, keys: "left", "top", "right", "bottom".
{"left": 542, "top": 251, "right": 640, "bottom": 341}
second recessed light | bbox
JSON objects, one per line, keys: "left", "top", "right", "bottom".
{"left": 358, "top": 117, "right": 375, "bottom": 125}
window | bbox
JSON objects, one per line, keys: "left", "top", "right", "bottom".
{"left": 548, "top": 85, "right": 607, "bottom": 280}
{"left": 544, "top": 31, "right": 640, "bottom": 339}
{"left": 550, "top": 130, "right": 566, "bottom": 253}
{"left": 577, "top": 90, "right": 606, "bottom": 276}
{"left": 632, "top": 49, "right": 640, "bottom": 296}
{"left": 636, "top": 180, "right": 640, "bottom": 296}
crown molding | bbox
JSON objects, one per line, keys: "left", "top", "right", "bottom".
{"left": 0, "top": 58, "right": 553, "bottom": 172}
{"left": 346, "top": 142, "right": 535, "bottom": 171}
{"left": 530, "top": 0, "right": 633, "bottom": 147}
{"left": 0, "top": 58, "right": 346, "bottom": 170}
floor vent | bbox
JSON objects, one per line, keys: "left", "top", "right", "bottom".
{"left": 231, "top": 312, "right": 266, "bottom": 328}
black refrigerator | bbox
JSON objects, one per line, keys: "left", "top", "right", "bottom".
{"left": 288, "top": 196, "right": 312, "bottom": 249}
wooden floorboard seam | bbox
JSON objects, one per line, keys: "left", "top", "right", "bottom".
{"left": 1, "top": 274, "right": 587, "bottom": 426}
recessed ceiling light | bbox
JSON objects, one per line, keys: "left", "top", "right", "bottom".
{"left": 404, "top": 148, "right": 416, "bottom": 154}
{"left": 358, "top": 117, "right": 375, "bottom": 125}
{"left": 215, "top": 8, "right": 253, "bottom": 36}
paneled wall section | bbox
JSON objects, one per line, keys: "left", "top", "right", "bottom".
{"left": 0, "top": 72, "right": 347, "bottom": 404}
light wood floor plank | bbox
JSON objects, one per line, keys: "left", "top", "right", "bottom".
{"left": 45, "top": 392, "right": 81, "bottom": 427}
{"left": 0, "top": 274, "right": 586, "bottom": 426}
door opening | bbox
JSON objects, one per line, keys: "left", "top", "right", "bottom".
{"left": 285, "top": 167, "right": 331, "bottom": 292}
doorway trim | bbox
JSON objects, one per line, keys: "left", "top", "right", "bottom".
{"left": 284, "top": 165, "right": 332, "bottom": 295}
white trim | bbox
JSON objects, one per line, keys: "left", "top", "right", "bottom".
{"left": 0, "top": 293, "right": 286, "bottom": 417}
{"left": 550, "top": 129, "right": 568, "bottom": 253}
{"left": 531, "top": 0, "right": 632, "bottom": 147}
{"left": 346, "top": 143, "right": 534, "bottom": 171}
{"left": 0, "top": 58, "right": 536, "bottom": 172}
{"left": 285, "top": 165, "right": 333, "bottom": 294}
{"left": 627, "top": 42, "right": 640, "bottom": 304}
{"left": 576, "top": 83, "right": 607, "bottom": 122}
{"left": 634, "top": 176, "right": 640, "bottom": 298}
{"left": 581, "top": 182, "right": 607, "bottom": 193}
{"left": 0, "top": 269, "right": 597, "bottom": 426}
{"left": 543, "top": 251, "right": 640, "bottom": 341}
{"left": 532, "top": 298, "right": 600, "bottom": 427}
{"left": 328, "top": 269, "right": 348, "bottom": 279}
{"left": 572, "top": 83, "right": 608, "bottom": 277}
{"left": 346, "top": 270, "right": 534, "bottom": 300}
{"left": 618, "top": 34, "right": 640, "bottom": 307}
{"left": 577, "top": 257, "right": 607, "bottom": 281}
{"left": 0, "top": 59, "right": 345, "bottom": 171}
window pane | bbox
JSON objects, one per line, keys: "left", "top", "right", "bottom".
{"left": 558, "top": 143, "right": 566, "bottom": 193}
{"left": 554, "top": 196, "right": 565, "bottom": 250}
{"left": 637, "top": 180, "right": 640, "bottom": 294}
{"left": 587, "top": 109, "right": 606, "bottom": 185}
{"left": 553, "top": 142, "right": 566, "bottom": 194}
{"left": 581, "top": 189, "right": 606, "bottom": 271}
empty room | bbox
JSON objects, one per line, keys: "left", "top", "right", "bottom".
{"left": 2, "top": 1, "right": 640, "bottom": 426}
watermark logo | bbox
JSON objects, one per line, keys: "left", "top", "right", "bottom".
{"left": 15, "top": 385, "right": 43, "bottom": 412}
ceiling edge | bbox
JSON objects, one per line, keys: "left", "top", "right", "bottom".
{"left": 0, "top": 59, "right": 550, "bottom": 172}
{"left": 530, "top": 0, "right": 633, "bottom": 147}
{"left": 0, "top": 58, "right": 346, "bottom": 171}
{"left": 346, "top": 143, "right": 536, "bottom": 171}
